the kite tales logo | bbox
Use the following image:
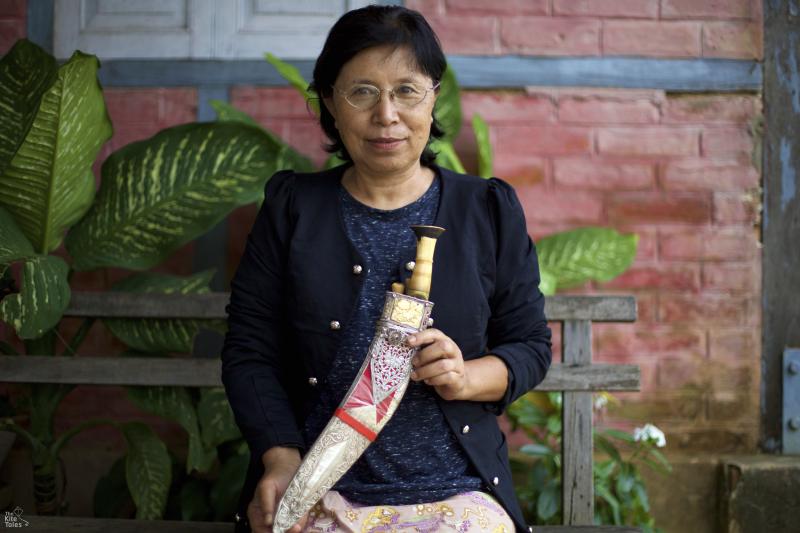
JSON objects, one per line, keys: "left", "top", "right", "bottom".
{"left": 3, "top": 507, "right": 28, "bottom": 527}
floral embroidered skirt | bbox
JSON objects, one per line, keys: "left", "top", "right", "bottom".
{"left": 303, "top": 490, "right": 515, "bottom": 533}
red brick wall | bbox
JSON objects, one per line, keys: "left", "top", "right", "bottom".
{"left": 402, "top": 0, "right": 762, "bottom": 454}
{"left": 408, "top": 0, "right": 762, "bottom": 59}
{"left": 0, "top": 0, "right": 25, "bottom": 56}
{"left": 234, "top": 0, "right": 760, "bottom": 454}
{"left": 228, "top": 82, "right": 762, "bottom": 453}
{"left": 1, "top": 0, "right": 763, "bottom": 463}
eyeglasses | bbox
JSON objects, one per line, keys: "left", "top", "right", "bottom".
{"left": 333, "top": 82, "right": 440, "bottom": 110}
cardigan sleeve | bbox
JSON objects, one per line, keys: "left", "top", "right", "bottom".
{"left": 220, "top": 170, "right": 305, "bottom": 460}
{"left": 484, "top": 177, "right": 553, "bottom": 414}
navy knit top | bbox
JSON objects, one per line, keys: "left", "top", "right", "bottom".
{"left": 301, "top": 171, "right": 484, "bottom": 505}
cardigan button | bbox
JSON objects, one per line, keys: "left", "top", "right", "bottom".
{"left": 308, "top": 377, "right": 318, "bottom": 386}
{"left": 329, "top": 320, "right": 341, "bottom": 330}
{"left": 405, "top": 261, "right": 415, "bottom": 271}
{"left": 492, "top": 476, "right": 500, "bottom": 486}
{"left": 352, "top": 264, "right": 363, "bottom": 275}
{"left": 461, "top": 425, "right": 470, "bottom": 434}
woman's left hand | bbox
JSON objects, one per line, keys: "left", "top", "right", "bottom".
{"left": 408, "top": 328, "right": 469, "bottom": 401}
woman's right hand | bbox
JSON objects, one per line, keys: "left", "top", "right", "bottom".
{"left": 248, "top": 446, "right": 308, "bottom": 533}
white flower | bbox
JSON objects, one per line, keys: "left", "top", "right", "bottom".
{"left": 593, "top": 394, "right": 608, "bottom": 410}
{"left": 633, "top": 423, "right": 666, "bottom": 448}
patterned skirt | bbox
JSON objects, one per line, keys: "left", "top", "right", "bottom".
{"left": 303, "top": 490, "right": 515, "bottom": 533}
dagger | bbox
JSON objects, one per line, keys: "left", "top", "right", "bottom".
{"left": 272, "top": 225, "right": 445, "bottom": 532}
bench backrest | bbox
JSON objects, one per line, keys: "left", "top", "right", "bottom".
{"left": 0, "top": 292, "right": 638, "bottom": 526}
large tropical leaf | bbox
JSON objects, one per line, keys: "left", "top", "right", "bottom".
{"left": 0, "top": 206, "right": 34, "bottom": 263}
{"left": 0, "top": 50, "right": 111, "bottom": 254}
{"left": 0, "top": 255, "right": 70, "bottom": 339}
{"left": 536, "top": 228, "right": 638, "bottom": 289}
{"left": 126, "top": 386, "right": 216, "bottom": 475}
{"left": 65, "top": 122, "right": 281, "bottom": 271}
{"left": 433, "top": 64, "right": 461, "bottom": 143}
{"left": 538, "top": 267, "right": 557, "bottom": 296}
{"left": 264, "top": 53, "right": 319, "bottom": 116}
{"left": 429, "top": 139, "right": 465, "bottom": 173}
{"left": 322, "top": 153, "right": 346, "bottom": 170}
{"left": 179, "top": 478, "right": 211, "bottom": 521}
{"left": 0, "top": 39, "right": 57, "bottom": 177}
{"left": 28, "top": 383, "right": 75, "bottom": 443}
{"left": 210, "top": 99, "right": 314, "bottom": 174}
{"left": 123, "top": 422, "right": 171, "bottom": 519}
{"left": 93, "top": 456, "right": 133, "bottom": 518}
{"left": 104, "top": 270, "right": 218, "bottom": 353}
{"left": 209, "top": 445, "right": 249, "bottom": 520}
{"left": 472, "top": 114, "right": 493, "bottom": 178}
{"left": 197, "top": 387, "right": 240, "bottom": 449}
{"left": 209, "top": 99, "right": 263, "bottom": 129}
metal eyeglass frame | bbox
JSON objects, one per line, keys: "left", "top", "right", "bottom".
{"left": 332, "top": 82, "right": 441, "bottom": 110}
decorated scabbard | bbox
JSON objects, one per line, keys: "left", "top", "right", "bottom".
{"left": 273, "top": 225, "right": 445, "bottom": 533}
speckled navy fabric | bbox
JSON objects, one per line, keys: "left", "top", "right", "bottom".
{"left": 301, "top": 172, "right": 483, "bottom": 505}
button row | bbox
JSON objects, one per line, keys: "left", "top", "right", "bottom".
{"left": 457, "top": 423, "right": 501, "bottom": 489}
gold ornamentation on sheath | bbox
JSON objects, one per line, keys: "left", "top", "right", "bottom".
{"left": 388, "top": 297, "right": 425, "bottom": 328}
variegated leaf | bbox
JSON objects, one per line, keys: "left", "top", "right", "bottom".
{"left": 66, "top": 122, "right": 280, "bottom": 271}
{"left": 126, "top": 386, "right": 216, "bottom": 475}
{"left": 197, "top": 387, "right": 241, "bottom": 449}
{"left": 472, "top": 114, "right": 493, "bottom": 178}
{"left": 123, "top": 421, "right": 171, "bottom": 519}
{"left": 0, "top": 206, "right": 34, "bottom": 263}
{"left": 0, "top": 51, "right": 110, "bottom": 254}
{"left": 538, "top": 267, "right": 557, "bottom": 296}
{"left": 429, "top": 139, "right": 465, "bottom": 173}
{"left": 104, "top": 270, "right": 218, "bottom": 353}
{"left": 0, "top": 255, "right": 70, "bottom": 339}
{"left": 29, "top": 383, "right": 75, "bottom": 442}
{"left": 434, "top": 64, "right": 461, "bottom": 143}
{"left": 210, "top": 99, "right": 314, "bottom": 174}
{"left": 0, "top": 39, "right": 57, "bottom": 177}
{"left": 209, "top": 448, "right": 249, "bottom": 519}
{"left": 264, "top": 53, "right": 319, "bottom": 116}
{"left": 323, "top": 153, "right": 346, "bottom": 170}
{"left": 536, "top": 227, "right": 639, "bottom": 290}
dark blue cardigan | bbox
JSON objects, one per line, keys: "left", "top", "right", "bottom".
{"left": 221, "top": 164, "right": 552, "bottom": 532}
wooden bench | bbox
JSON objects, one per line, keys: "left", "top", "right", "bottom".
{"left": 1, "top": 292, "right": 640, "bottom": 532}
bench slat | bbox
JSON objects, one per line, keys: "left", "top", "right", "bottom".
{"left": 562, "top": 320, "right": 594, "bottom": 525}
{"left": 15, "top": 516, "right": 231, "bottom": 532}
{"left": 64, "top": 292, "right": 636, "bottom": 322}
{"left": 0, "top": 356, "right": 639, "bottom": 391}
{"left": 18, "top": 516, "right": 641, "bottom": 532}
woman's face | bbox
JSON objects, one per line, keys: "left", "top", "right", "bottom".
{"left": 324, "top": 45, "right": 437, "bottom": 177}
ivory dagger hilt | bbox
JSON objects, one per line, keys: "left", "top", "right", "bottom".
{"left": 403, "top": 225, "right": 445, "bottom": 300}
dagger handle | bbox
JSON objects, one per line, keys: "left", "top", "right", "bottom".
{"left": 405, "top": 225, "right": 445, "bottom": 300}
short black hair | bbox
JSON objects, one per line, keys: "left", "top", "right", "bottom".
{"left": 310, "top": 5, "right": 447, "bottom": 166}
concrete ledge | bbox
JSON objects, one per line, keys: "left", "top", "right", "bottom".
{"left": 719, "top": 455, "right": 800, "bottom": 533}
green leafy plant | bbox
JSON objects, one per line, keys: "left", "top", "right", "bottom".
{"left": 0, "top": 39, "right": 271, "bottom": 519}
{"left": 508, "top": 392, "right": 671, "bottom": 530}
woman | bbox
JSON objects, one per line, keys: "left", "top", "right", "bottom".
{"left": 221, "top": 5, "right": 552, "bottom": 533}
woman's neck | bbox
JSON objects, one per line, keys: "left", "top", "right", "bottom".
{"left": 342, "top": 163, "right": 434, "bottom": 210}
